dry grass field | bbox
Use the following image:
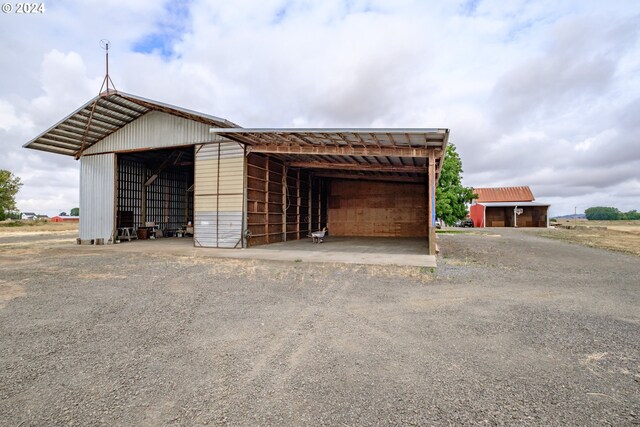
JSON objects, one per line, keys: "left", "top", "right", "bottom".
{"left": 0, "top": 220, "right": 78, "bottom": 233}
{"left": 535, "top": 220, "right": 640, "bottom": 257}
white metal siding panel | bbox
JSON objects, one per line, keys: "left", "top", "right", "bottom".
{"left": 84, "top": 111, "right": 224, "bottom": 155}
{"left": 194, "top": 142, "right": 244, "bottom": 248}
{"left": 194, "top": 212, "right": 243, "bottom": 248}
{"left": 80, "top": 153, "right": 115, "bottom": 242}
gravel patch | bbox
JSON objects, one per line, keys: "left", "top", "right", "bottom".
{"left": 1, "top": 229, "right": 639, "bottom": 426}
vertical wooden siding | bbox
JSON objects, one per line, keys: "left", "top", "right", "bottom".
{"left": 246, "top": 154, "right": 327, "bottom": 246}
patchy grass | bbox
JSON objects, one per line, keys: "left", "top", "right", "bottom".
{"left": 436, "top": 229, "right": 475, "bottom": 234}
{"left": 531, "top": 227, "right": 640, "bottom": 257}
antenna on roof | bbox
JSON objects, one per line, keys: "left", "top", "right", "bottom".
{"left": 99, "top": 39, "right": 117, "bottom": 94}
{"left": 75, "top": 39, "right": 118, "bottom": 160}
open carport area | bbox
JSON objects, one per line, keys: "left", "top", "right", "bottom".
{"left": 1, "top": 228, "right": 639, "bottom": 425}
{"left": 100, "top": 235, "right": 435, "bottom": 267}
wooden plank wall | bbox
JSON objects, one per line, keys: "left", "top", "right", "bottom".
{"left": 328, "top": 179, "right": 427, "bottom": 237}
{"left": 246, "top": 154, "right": 327, "bottom": 246}
{"left": 486, "top": 207, "right": 509, "bottom": 227}
{"left": 486, "top": 206, "right": 548, "bottom": 227}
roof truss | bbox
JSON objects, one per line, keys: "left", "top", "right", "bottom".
{"left": 214, "top": 128, "right": 448, "bottom": 180}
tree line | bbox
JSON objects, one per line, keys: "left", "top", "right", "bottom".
{"left": 1, "top": 169, "right": 80, "bottom": 220}
{"left": 585, "top": 206, "right": 640, "bottom": 221}
{"left": 0, "top": 170, "right": 22, "bottom": 221}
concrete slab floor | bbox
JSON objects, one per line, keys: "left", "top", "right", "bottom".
{"left": 105, "top": 236, "right": 436, "bottom": 267}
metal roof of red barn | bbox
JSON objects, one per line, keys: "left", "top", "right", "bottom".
{"left": 473, "top": 186, "right": 535, "bottom": 203}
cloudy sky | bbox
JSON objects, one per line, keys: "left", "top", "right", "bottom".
{"left": 1, "top": 0, "right": 639, "bottom": 217}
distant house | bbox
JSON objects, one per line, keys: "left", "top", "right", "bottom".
{"left": 36, "top": 214, "right": 49, "bottom": 220}
{"left": 469, "top": 186, "right": 549, "bottom": 228}
{"left": 21, "top": 212, "right": 37, "bottom": 220}
{"left": 51, "top": 215, "right": 80, "bottom": 223}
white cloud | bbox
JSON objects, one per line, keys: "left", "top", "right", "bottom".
{"left": 0, "top": 0, "right": 639, "bottom": 217}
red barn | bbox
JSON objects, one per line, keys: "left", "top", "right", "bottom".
{"left": 51, "top": 215, "right": 80, "bottom": 223}
{"left": 469, "top": 186, "right": 549, "bottom": 228}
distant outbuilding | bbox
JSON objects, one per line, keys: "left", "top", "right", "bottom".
{"left": 469, "top": 186, "right": 549, "bottom": 228}
{"left": 51, "top": 215, "right": 79, "bottom": 223}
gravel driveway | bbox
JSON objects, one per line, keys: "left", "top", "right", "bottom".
{"left": 1, "top": 229, "right": 638, "bottom": 425}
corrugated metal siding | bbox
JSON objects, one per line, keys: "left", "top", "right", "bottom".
{"left": 194, "top": 142, "right": 245, "bottom": 248}
{"left": 469, "top": 203, "right": 485, "bottom": 228}
{"left": 84, "top": 111, "right": 224, "bottom": 155}
{"left": 80, "top": 153, "right": 115, "bottom": 242}
{"left": 474, "top": 186, "right": 535, "bottom": 203}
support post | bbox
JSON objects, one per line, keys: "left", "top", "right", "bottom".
{"left": 141, "top": 184, "right": 147, "bottom": 225}
{"left": 317, "top": 180, "right": 321, "bottom": 230}
{"left": 308, "top": 177, "right": 312, "bottom": 235}
{"left": 296, "top": 169, "right": 301, "bottom": 240}
{"left": 282, "top": 166, "right": 287, "bottom": 242}
{"left": 265, "top": 156, "right": 270, "bottom": 244}
{"left": 427, "top": 151, "right": 436, "bottom": 255}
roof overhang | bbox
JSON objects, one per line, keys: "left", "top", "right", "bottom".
{"left": 23, "top": 90, "right": 238, "bottom": 158}
{"left": 210, "top": 128, "right": 449, "bottom": 181}
{"left": 477, "top": 202, "right": 550, "bottom": 207}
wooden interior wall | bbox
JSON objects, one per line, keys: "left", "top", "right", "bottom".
{"left": 519, "top": 206, "right": 547, "bottom": 227}
{"left": 328, "top": 179, "right": 427, "bottom": 237}
{"left": 486, "top": 207, "right": 509, "bottom": 227}
{"left": 485, "top": 206, "right": 548, "bottom": 227}
{"left": 246, "top": 154, "right": 327, "bottom": 246}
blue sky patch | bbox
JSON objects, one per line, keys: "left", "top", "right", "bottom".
{"left": 133, "top": 0, "right": 191, "bottom": 59}
{"left": 461, "top": 0, "right": 481, "bottom": 16}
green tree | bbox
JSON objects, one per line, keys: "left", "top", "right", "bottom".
{"left": 0, "top": 170, "right": 22, "bottom": 217}
{"left": 585, "top": 206, "right": 622, "bottom": 220}
{"left": 6, "top": 211, "right": 21, "bottom": 220}
{"left": 436, "top": 143, "right": 476, "bottom": 225}
{"left": 623, "top": 210, "right": 640, "bottom": 220}
{"left": 70, "top": 207, "right": 79, "bottom": 216}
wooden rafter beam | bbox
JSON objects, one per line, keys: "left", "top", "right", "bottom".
{"left": 27, "top": 143, "right": 76, "bottom": 155}
{"left": 35, "top": 138, "right": 82, "bottom": 151}
{"left": 289, "top": 161, "right": 425, "bottom": 173}
{"left": 247, "top": 144, "right": 434, "bottom": 158}
{"left": 145, "top": 151, "right": 183, "bottom": 186}
{"left": 314, "top": 172, "right": 424, "bottom": 183}
{"left": 336, "top": 132, "right": 353, "bottom": 147}
{"left": 75, "top": 110, "right": 125, "bottom": 129}
{"left": 40, "top": 132, "right": 93, "bottom": 147}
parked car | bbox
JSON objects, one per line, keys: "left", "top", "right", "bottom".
{"left": 461, "top": 218, "right": 474, "bottom": 228}
{"left": 435, "top": 219, "right": 442, "bottom": 229}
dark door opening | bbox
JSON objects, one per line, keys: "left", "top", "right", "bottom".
{"left": 116, "top": 146, "right": 194, "bottom": 240}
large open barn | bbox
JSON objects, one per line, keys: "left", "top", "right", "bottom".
{"left": 24, "top": 91, "right": 447, "bottom": 257}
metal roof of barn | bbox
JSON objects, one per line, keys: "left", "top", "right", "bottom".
{"left": 473, "top": 186, "right": 535, "bottom": 203}
{"left": 476, "top": 201, "right": 550, "bottom": 207}
{"left": 210, "top": 128, "right": 449, "bottom": 181}
{"left": 23, "top": 90, "right": 238, "bottom": 157}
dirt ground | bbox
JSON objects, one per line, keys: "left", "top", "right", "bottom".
{"left": 0, "top": 229, "right": 639, "bottom": 426}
